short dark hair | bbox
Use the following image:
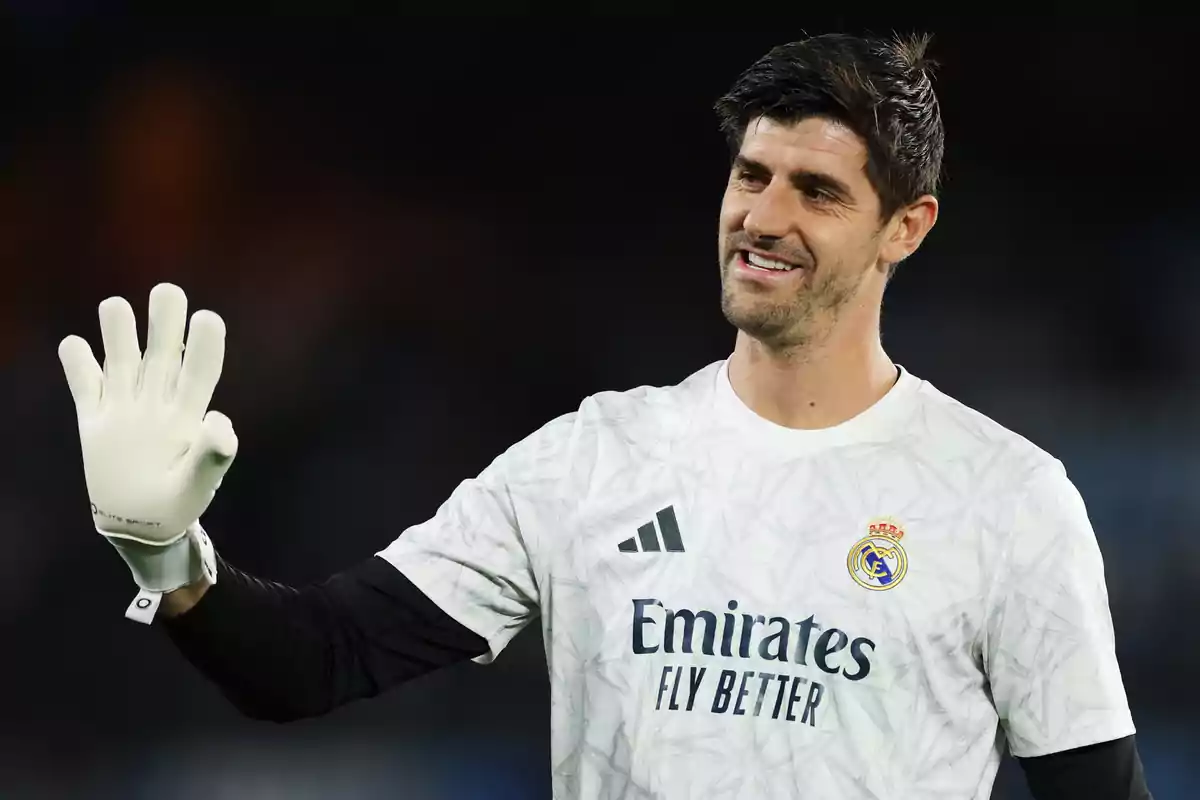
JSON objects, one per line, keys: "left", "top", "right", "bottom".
{"left": 715, "top": 32, "right": 944, "bottom": 219}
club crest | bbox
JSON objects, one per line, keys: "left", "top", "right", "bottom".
{"left": 847, "top": 518, "right": 909, "bottom": 591}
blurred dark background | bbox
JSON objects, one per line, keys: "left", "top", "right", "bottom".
{"left": 3, "top": 11, "right": 1198, "bottom": 799}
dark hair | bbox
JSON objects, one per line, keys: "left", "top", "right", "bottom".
{"left": 715, "top": 32, "right": 944, "bottom": 219}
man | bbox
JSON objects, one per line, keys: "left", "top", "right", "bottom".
{"left": 59, "top": 33, "right": 1150, "bottom": 799}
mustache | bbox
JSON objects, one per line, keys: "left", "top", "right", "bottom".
{"left": 724, "top": 232, "right": 812, "bottom": 268}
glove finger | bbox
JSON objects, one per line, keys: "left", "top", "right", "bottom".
{"left": 97, "top": 296, "right": 141, "bottom": 400}
{"left": 186, "top": 410, "right": 237, "bottom": 492}
{"left": 199, "top": 410, "right": 238, "bottom": 460}
{"left": 58, "top": 335, "right": 103, "bottom": 413}
{"left": 175, "top": 310, "right": 226, "bottom": 418}
{"left": 141, "top": 283, "right": 188, "bottom": 398}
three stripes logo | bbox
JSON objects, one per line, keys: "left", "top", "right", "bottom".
{"left": 618, "top": 506, "right": 686, "bottom": 553}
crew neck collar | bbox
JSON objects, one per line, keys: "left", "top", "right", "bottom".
{"left": 713, "top": 358, "right": 920, "bottom": 453}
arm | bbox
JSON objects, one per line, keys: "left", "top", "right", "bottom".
{"left": 60, "top": 283, "right": 544, "bottom": 720}
{"left": 161, "top": 555, "right": 488, "bottom": 722}
{"left": 159, "top": 415, "right": 550, "bottom": 720}
{"left": 157, "top": 420, "right": 550, "bottom": 720}
{"left": 1018, "top": 735, "right": 1152, "bottom": 800}
{"left": 983, "top": 461, "right": 1146, "bottom": 797}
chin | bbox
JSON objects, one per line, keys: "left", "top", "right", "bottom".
{"left": 721, "top": 294, "right": 797, "bottom": 347}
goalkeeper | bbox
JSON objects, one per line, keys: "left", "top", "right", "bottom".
{"left": 60, "top": 33, "right": 1152, "bottom": 800}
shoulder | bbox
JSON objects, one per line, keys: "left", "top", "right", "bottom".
{"left": 905, "top": 372, "right": 1067, "bottom": 492}
{"left": 906, "top": 374, "right": 1098, "bottom": 559}
{"left": 576, "top": 360, "right": 723, "bottom": 431}
{"left": 489, "top": 360, "right": 725, "bottom": 484}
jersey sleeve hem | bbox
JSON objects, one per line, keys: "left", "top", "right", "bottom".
{"left": 374, "top": 548, "right": 512, "bottom": 665}
{"left": 1007, "top": 721, "right": 1138, "bottom": 759}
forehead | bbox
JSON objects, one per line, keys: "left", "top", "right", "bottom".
{"left": 738, "top": 116, "right": 870, "bottom": 183}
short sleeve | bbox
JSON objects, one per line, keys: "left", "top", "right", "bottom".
{"left": 377, "top": 418, "right": 569, "bottom": 664}
{"left": 984, "top": 461, "right": 1136, "bottom": 758}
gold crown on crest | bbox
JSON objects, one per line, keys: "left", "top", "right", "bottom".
{"left": 868, "top": 519, "right": 905, "bottom": 540}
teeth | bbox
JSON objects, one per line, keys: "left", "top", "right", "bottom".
{"left": 746, "top": 252, "right": 795, "bottom": 271}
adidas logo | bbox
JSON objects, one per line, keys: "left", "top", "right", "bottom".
{"left": 618, "top": 506, "right": 685, "bottom": 553}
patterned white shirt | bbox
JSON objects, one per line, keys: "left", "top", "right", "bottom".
{"left": 379, "top": 359, "right": 1135, "bottom": 799}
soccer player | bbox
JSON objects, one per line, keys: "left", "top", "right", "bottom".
{"left": 58, "top": 33, "right": 1151, "bottom": 800}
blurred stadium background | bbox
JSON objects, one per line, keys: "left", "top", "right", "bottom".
{"left": 3, "top": 13, "right": 1198, "bottom": 799}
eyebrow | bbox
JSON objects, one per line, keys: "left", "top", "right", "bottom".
{"left": 733, "top": 155, "right": 855, "bottom": 201}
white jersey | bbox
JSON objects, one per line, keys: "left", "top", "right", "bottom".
{"left": 378, "top": 360, "right": 1134, "bottom": 800}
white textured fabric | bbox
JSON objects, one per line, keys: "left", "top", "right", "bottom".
{"left": 379, "top": 359, "right": 1134, "bottom": 799}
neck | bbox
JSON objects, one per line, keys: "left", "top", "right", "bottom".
{"left": 727, "top": 324, "right": 897, "bottom": 430}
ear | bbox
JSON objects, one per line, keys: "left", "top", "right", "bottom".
{"left": 878, "top": 195, "right": 938, "bottom": 268}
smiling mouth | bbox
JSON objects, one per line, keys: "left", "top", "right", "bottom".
{"left": 738, "top": 250, "right": 803, "bottom": 273}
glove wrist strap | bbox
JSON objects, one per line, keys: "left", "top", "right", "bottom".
{"left": 104, "top": 522, "right": 218, "bottom": 624}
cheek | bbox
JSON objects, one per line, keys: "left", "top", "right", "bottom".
{"left": 809, "top": 221, "right": 866, "bottom": 262}
{"left": 718, "top": 204, "right": 745, "bottom": 237}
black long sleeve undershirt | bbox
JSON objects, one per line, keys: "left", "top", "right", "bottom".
{"left": 1019, "top": 735, "right": 1152, "bottom": 800}
{"left": 161, "top": 555, "right": 488, "bottom": 722}
{"left": 162, "top": 556, "right": 1151, "bottom": 799}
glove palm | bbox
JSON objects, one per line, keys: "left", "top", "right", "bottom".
{"left": 59, "top": 283, "right": 237, "bottom": 619}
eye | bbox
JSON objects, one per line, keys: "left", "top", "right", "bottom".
{"left": 802, "top": 185, "right": 836, "bottom": 203}
{"left": 735, "top": 168, "right": 767, "bottom": 189}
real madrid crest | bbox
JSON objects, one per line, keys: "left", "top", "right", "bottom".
{"left": 847, "top": 518, "right": 909, "bottom": 591}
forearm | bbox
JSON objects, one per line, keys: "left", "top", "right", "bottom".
{"left": 161, "top": 558, "right": 356, "bottom": 721}
{"left": 1019, "top": 735, "right": 1152, "bottom": 800}
{"left": 160, "top": 554, "right": 489, "bottom": 722}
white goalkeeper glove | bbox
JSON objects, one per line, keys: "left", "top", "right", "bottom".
{"left": 59, "top": 283, "right": 238, "bottom": 624}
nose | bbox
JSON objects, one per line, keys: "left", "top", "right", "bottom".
{"left": 742, "top": 180, "right": 799, "bottom": 240}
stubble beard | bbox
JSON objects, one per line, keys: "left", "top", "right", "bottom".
{"left": 719, "top": 254, "right": 862, "bottom": 355}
